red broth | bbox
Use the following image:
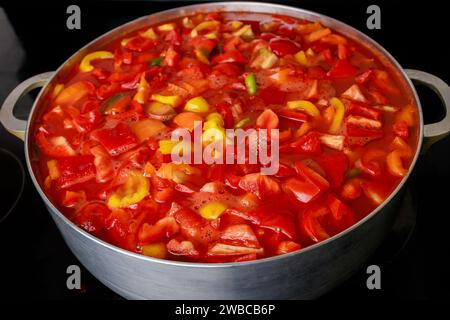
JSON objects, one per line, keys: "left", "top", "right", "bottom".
{"left": 31, "top": 12, "right": 418, "bottom": 262}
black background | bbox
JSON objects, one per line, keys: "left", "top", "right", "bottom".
{"left": 0, "top": 0, "right": 449, "bottom": 301}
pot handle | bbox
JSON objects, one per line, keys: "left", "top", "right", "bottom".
{"left": 0, "top": 72, "right": 54, "bottom": 141}
{"left": 405, "top": 69, "right": 450, "bottom": 151}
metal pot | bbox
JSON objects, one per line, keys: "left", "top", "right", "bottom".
{"left": 1, "top": 2, "right": 449, "bottom": 299}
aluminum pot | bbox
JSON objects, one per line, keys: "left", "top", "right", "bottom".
{"left": 1, "top": 2, "right": 449, "bottom": 299}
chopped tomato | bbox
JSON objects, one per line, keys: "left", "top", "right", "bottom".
{"left": 238, "top": 173, "right": 281, "bottom": 199}
{"left": 91, "top": 123, "right": 138, "bottom": 156}
{"left": 74, "top": 202, "right": 111, "bottom": 234}
{"left": 54, "top": 155, "right": 96, "bottom": 188}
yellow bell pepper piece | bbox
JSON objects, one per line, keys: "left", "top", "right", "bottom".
{"left": 157, "top": 23, "right": 176, "bottom": 32}
{"left": 47, "top": 160, "right": 60, "bottom": 179}
{"left": 206, "top": 112, "right": 224, "bottom": 127}
{"left": 190, "top": 20, "right": 220, "bottom": 37}
{"left": 139, "top": 27, "right": 158, "bottom": 40}
{"left": 329, "top": 97, "right": 346, "bottom": 134}
{"left": 202, "top": 127, "right": 225, "bottom": 146}
{"left": 133, "top": 73, "right": 150, "bottom": 104}
{"left": 251, "top": 48, "right": 278, "bottom": 69}
{"left": 306, "top": 48, "right": 315, "bottom": 56}
{"left": 182, "top": 17, "right": 195, "bottom": 29}
{"left": 159, "top": 140, "right": 181, "bottom": 155}
{"left": 199, "top": 201, "right": 228, "bottom": 220}
{"left": 151, "top": 94, "right": 183, "bottom": 108}
{"left": 227, "top": 20, "right": 243, "bottom": 31}
{"left": 44, "top": 176, "right": 52, "bottom": 189}
{"left": 233, "top": 24, "right": 254, "bottom": 40}
{"left": 204, "top": 32, "right": 219, "bottom": 40}
{"left": 79, "top": 51, "right": 113, "bottom": 72}
{"left": 287, "top": 100, "right": 320, "bottom": 117}
{"left": 234, "top": 117, "right": 252, "bottom": 129}
{"left": 107, "top": 171, "right": 149, "bottom": 208}
{"left": 52, "top": 84, "right": 64, "bottom": 98}
{"left": 295, "top": 50, "right": 308, "bottom": 66}
{"left": 184, "top": 96, "right": 210, "bottom": 113}
{"left": 142, "top": 243, "right": 167, "bottom": 259}
{"left": 195, "top": 48, "right": 210, "bottom": 65}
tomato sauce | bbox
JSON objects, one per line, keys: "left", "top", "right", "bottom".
{"left": 31, "top": 12, "right": 418, "bottom": 262}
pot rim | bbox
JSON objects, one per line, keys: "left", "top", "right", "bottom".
{"left": 24, "top": 1, "right": 424, "bottom": 268}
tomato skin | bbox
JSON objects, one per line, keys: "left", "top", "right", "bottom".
{"left": 269, "top": 38, "right": 300, "bottom": 57}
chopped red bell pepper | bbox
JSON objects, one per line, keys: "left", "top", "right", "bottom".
{"left": 283, "top": 177, "right": 321, "bottom": 204}
{"left": 258, "top": 86, "right": 286, "bottom": 105}
{"left": 215, "top": 103, "right": 235, "bottom": 128}
{"left": 269, "top": 38, "right": 300, "bottom": 57}
{"left": 355, "top": 69, "right": 373, "bottom": 84}
{"left": 316, "top": 152, "right": 349, "bottom": 189}
{"left": 327, "top": 59, "right": 358, "bottom": 79}
{"left": 74, "top": 202, "right": 111, "bottom": 234}
{"left": 167, "top": 239, "right": 200, "bottom": 259}
{"left": 299, "top": 205, "right": 330, "bottom": 242}
{"left": 165, "top": 29, "right": 182, "bottom": 46}
{"left": 238, "top": 173, "right": 281, "bottom": 199}
{"left": 276, "top": 109, "right": 309, "bottom": 122}
{"left": 212, "top": 63, "right": 242, "bottom": 77}
{"left": 276, "top": 241, "right": 301, "bottom": 255}
{"left": 393, "top": 120, "right": 409, "bottom": 139}
{"left": 138, "top": 217, "right": 180, "bottom": 244}
{"left": 280, "top": 132, "right": 321, "bottom": 155}
{"left": 212, "top": 50, "right": 247, "bottom": 65}
{"left": 91, "top": 123, "right": 138, "bottom": 156}
{"left": 347, "top": 100, "right": 382, "bottom": 120}
{"left": 36, "top": 131, "right": 76, "bottom": 158}
{"left": 325, "top": 194, "right": 355, "bottom": 232}
{"left": 295, "top": 160, "right": 330, "bottom": 192}
{"left": 189, "top": 36, "right": 217, "bottom": 54}
{"left": 55, "top": 155, "right": 96, "bottom": 188}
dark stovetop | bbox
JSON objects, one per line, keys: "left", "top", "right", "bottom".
{"left": 0, "top": 0, "right": 449, "bottom": 300}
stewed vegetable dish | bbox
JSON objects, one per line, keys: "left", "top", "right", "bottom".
{"left": 33, "top": 12, "right": 418, "bottom": 262}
